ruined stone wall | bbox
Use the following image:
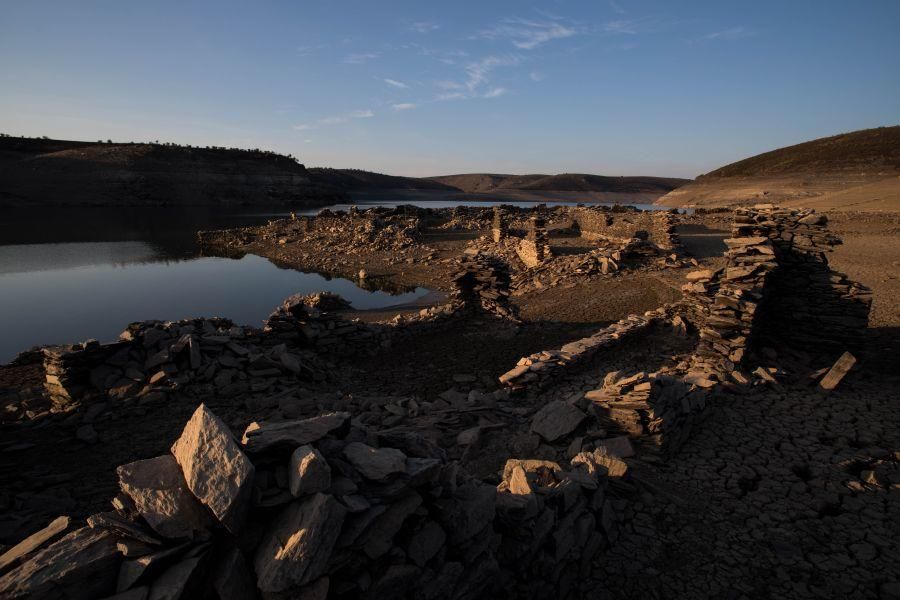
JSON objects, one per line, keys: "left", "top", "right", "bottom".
{"left": 42, "top": 341, "right": 131, "bottom": 409}
{"left": 733, "top": 206, "right": 872, "bottom": 350}
{"left": 499, "top": 310, "right": 664, "bottom": 390}
{"left": 0, "top": 404, "right": 632, "bottom": 600}
{"left": 571, "top": 207, "right": 679, "bottom": 249}
{"left": 515, "top": 216, "right": 552, "bottom": 268}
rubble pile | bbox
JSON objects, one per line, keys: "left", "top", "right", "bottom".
{"left": 499, "top": 310, "right": 665, "bottom": 390}
{"left": 452, "top": 254, "right": 518, "bottom": 320}
{"left": 0, "top": 403, "right": 634, "bottom": 600}
{"left": 583, "top": 369, "right": 709, "bottom": 458}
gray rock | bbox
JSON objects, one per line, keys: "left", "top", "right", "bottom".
{"left": 361, "top": 492, "right": 422, "bottom": 559}
{"left": 254, "top": 493, "right": 346, "bottom": 594}
{"left": 434, "top": 483, "right": 496, "bottom": 545}
{"left": 406, "top": 520, "right": 446, "bottom": 567}
{"left": 147, "top": 554, "right": 204, "bottom": 600}
{"left": 0, "top": 527, "right": 121, "bottom": 600}
{"left": 170, "top": 404, "right": 255, "bottom": 534}
{"left": 530, "top": 401, "right": 586, "bottom": 442}
{"left": 211, "top": 547, "right": 256, "bottom": 600}
{"left": 0, "top": 516, "right": 71, "bottom": 574}
{"left": 117, "top": 455, "right": 212, "bottom": 539}
{"left": 596, "top": 436, "right": 635, "bottom": 459}
{"left": 76, "top": 424, "right": 99, "bottom": 444}
{"left": 289, "top": 445, "right": 332, "bottom": 497}
{"left": 342, "top": 442, "right": 407, "bottom": 481}
{"left": 241, "top": 412, "right": 350, "bottom": 454}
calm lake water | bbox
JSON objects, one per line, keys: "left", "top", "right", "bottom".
{"left": 0, "top": 194, "right": 662, "bottom": 362}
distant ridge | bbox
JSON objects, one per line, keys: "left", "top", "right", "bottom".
{"left": 657, "top": 126, "right": 900, "bottom": 211}
{"left": 307, "top": 168, "right": 459, "bottom": 192}
{"left": 428, "top": 173, "right": 689, "bottom": 194}
{"left": 0, "top": 135, "right": 336, "bottom": 207}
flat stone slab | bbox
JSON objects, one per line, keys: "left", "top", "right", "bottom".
{"left": 171, "top": 404, "right": 254, "bottom": 534}
{"left": 0, "top": 516, "right": 71, "bottom": 574}
{"left": 342, "top": 442, "right": 407, "bottom": 481}
{"left": 0, "top": 527, "right": 120, "bottom": 600}
{"left": 242, "top": 412, "right": 350, "bottom": 453}
{"left": 530, "top": 401, "right": 587, "bottom": 442}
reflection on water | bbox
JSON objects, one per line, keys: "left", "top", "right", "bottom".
{"left": 0, "top": 194, "right": 660, "bottom": 362}
{"left": 0, "top": 252, "right": 428, "bottom": 362}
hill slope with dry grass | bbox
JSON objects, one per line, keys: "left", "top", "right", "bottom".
{"left": 656, "top": 126, "right": 900, "bottom": 211}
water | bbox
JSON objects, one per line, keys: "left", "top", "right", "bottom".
{"left": 0, "top": 194, "right": 662, "bottom": 362}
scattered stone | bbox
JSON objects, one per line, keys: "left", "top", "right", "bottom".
{"left": 242, "top": 412, "right": 350, "bottom": 453}
{"left": 819, "top": 351, "right": 857, "bottom": 391}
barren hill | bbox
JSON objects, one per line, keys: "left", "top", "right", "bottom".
{"left": 0, "top": 136, "right": 338, "bottom": 207}
{"left": 307, "top": 168, "right": 459, "bottom": 191}
{"left": 429, "top": 172, "right": 689, "bottom": 195}
{"left": 656, "top": 126, "right": 900, "bottom": 211}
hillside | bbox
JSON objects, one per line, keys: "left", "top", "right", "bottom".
{"left": 657, "top": 126, "right": 900, "bottom": 211}
{"left": 429, "top": 172, "right": 689, "bottom": 194}
{"left": 308, "top": 168, "right": 459, "bottom": 191}
{"left": 0, "top": 136, "right": 339, "bottom": 207}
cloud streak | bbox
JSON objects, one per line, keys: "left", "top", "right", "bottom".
{"left": 409, "top": 21, "right": 439, "bottom": 33}
{"left": 477, "top": 17, "right": 579, "bottom": 49}
{"left": 703, "top": 26, "right": 754, "bottom": 41}
{"left": 343, "top": 52, "right": 378, "bottom": 64}
{"left": 294, "top": 109, "right": 374, "bottom": 130}
{"left": 392, "top": 103, "right": 416, "bottom": 111}
{"left": 384, "top": 78, "right": 409, "bottom": 88}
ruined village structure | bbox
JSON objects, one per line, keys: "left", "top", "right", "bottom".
{"left": 1, "top": 202, "right": 892, "bottom": 600}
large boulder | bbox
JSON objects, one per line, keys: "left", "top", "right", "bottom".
{"left": 254, "top": 493, "right": 347, "bottom": 594}
{"left": 342, "top": 442, "right": 407, "bottom": 481}
{"left": 170, "top": 404, "right": 254, "bottom": 534}
{"left": 117, "top": 455, "right": 212, "bottom": 539}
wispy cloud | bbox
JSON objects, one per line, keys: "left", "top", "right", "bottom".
{"left": 409, "top": 21, "right": 439, "bottom": 33}
{"left": 464, "top": 55, "right": 520, "bottom": 91}
{"left": 477, "top": 17, "right": 580, "bottom": 50}
{"left": 294, "top": 109, "right": 374, "bottom": 130}
{"left": 529, "top": 71, "right": 545, "bottom": 82}
{"left": 392, "top": 103, "right": 417, "bottom": 111}
{"left": 384, "top": 78, "right": 409, "bottom": 89}
{"left": 609, "top": 0, "right": 626, "bottom": 14}
{"left": 603, "top": 19, "right": 639, "bottom": 35}
{"left": 435, "top": 91, "right": 467, "bottom": 101}
{"left": 435, "top": 54, "right": 520, "bottom": 101}
{"left": 703, "top": 26, "right": 754, "bottom": 41}
{"left": 343, "top": 52, "right": 379, "bottom": 64}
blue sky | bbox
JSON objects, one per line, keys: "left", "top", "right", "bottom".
{"left": 1, "top": 1, "right": 898, "bottom": 177}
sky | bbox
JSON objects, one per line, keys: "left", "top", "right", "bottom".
{"left": 1, "top": 1, "right": 898, "bottom": 178}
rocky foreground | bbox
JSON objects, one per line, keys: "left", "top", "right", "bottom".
{"left": 0, "top": 203, "right": 897, "bottom": 599}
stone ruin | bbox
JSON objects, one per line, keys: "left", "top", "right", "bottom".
{"left": 0, "top": 203, "right": 876, "bottom": 599}
{"left": 490, "top": 206, "right": 508, "bottom": 243}
{"left": 500, "top": 204, "right": 872, "bottom": 458}
{"left": 515, "top": 216, "right": 553, "bottom": 268}
{"left": 0, "top": 403, "right": 634, "bottom": 600}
